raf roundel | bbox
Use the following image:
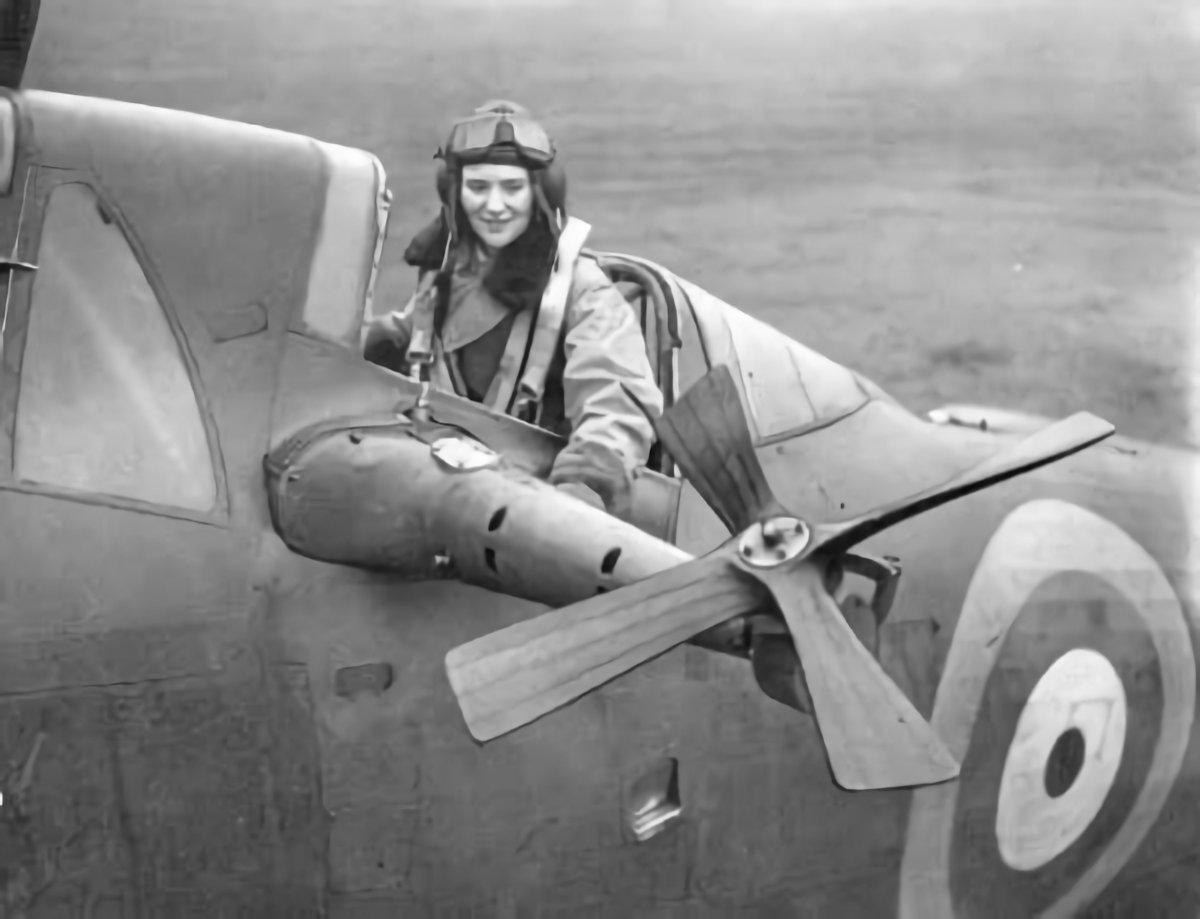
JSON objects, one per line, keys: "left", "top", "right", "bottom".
{"left": 994, "top": 647, "right": 1127, "bottom": 872}
{"left": 898, "top": 499, "right": 1194, "bottom": 919}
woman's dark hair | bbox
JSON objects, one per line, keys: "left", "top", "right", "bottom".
{"left": 456, "top": 195, "right": 557, "bottom": 314}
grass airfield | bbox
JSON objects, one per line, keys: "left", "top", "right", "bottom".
{"left": 24, "top": 0, "right": 1199, "bottom": 448}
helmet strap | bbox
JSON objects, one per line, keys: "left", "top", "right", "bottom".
{"left": 529, "top": 180, "right": 560, "bottom": 240}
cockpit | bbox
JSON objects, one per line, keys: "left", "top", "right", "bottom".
{"left": 585, "top": 257, "right": 998, "bottom": 531}
{"left": 592, "top": 254, "right": 885, "bottom": 449}
{"left": 304, "top": 158, "right": 956, "bottom": 543}
{"left": 282, "top": 141, "right": 895, "bottom": 489}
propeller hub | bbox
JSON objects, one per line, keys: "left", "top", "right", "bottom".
{"left": 737, "top": 516, "right": 811, "bottom": 568}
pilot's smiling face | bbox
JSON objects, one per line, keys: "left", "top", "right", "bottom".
{"left": 460, "top": 163, "right": 533, "bottom": 252}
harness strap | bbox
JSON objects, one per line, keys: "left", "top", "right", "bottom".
{"left": 435, "top": 336, "right": 465, "bottom": 395}
{"left": 509, "top": 216, "right": 591, "bottom": 423}
{"left": 480, "top": 308, "right": 534, "bottom": 411}
{"left": 401, "top": 268, "right": 440, "bottom": 367}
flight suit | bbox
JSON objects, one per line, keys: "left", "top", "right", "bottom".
{"left": 364, "top": 245, "right": 664, "bottom": 518}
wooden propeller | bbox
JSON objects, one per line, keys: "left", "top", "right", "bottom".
{"left": 445, "top": 364, "right": 1115, "bottom": 790}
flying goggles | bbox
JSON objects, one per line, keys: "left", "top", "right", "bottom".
{"left": 437, "top": 101, "right": 556, "bottom": 167}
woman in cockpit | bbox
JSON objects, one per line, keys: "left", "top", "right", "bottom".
{"left": 363, "top": 100, "right": 663, "bottom": 520}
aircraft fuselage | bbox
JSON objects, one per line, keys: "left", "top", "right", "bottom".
{"left": 0, "top": 89, "right": 1195, "bottom": 918}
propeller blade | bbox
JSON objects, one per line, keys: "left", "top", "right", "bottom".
{"left": 812, "top": 411, "right": 1115, "bottom": 555}
{"left": 446, "top": 547, "right": 765, "bottom": 742}
{"left": 754, "top": 562, "right": 960, "bottom": 790}
{"left": 644, "top": 364, "right": 786, "bottom": 533}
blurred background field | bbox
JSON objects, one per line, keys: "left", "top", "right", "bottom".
{"left": 24, "top": 0, "right": 1200, "bottom": 447}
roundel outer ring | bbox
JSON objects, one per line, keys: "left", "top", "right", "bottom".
{"left": 898, "top": 498, "right": 1194, "bottom": 919}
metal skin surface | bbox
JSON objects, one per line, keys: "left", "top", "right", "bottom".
{"left": 0, "top": 87, "right": 1196, "bottom": 919}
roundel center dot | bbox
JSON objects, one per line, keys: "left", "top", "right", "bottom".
{"left": 1044, "top": 727, "right": 1087, "bottom": 799}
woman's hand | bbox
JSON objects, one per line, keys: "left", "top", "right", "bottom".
{"left": 554, "top": 480, "right": 606, "bottom": 512}
{"left": 362, "top": 311, "right": 415, "bottom": 373}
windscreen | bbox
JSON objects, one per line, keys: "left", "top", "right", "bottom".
{"left": 677, "top": 278, "right": 874, "bottom": 444}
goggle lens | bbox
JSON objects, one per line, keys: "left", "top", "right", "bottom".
{"left": 444, "top": 111, "right": 555, "bottom": 163}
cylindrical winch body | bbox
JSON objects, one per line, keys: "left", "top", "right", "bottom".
{"left": 265, "top": 419, "right": 693, "bottom": 608}
{"left": 426, "top": 450, "right": 693, "bottom": 608}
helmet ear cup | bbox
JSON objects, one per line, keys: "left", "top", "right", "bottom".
{"left": 538, "top": 160, "right": 567, "bottom": 213}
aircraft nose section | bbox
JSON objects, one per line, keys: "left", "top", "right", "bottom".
{"left": 264, "top": 414, "right": 692, "bottom": 607}
{"left": 264, "top": 414, "right": 452, "bottom": 578}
